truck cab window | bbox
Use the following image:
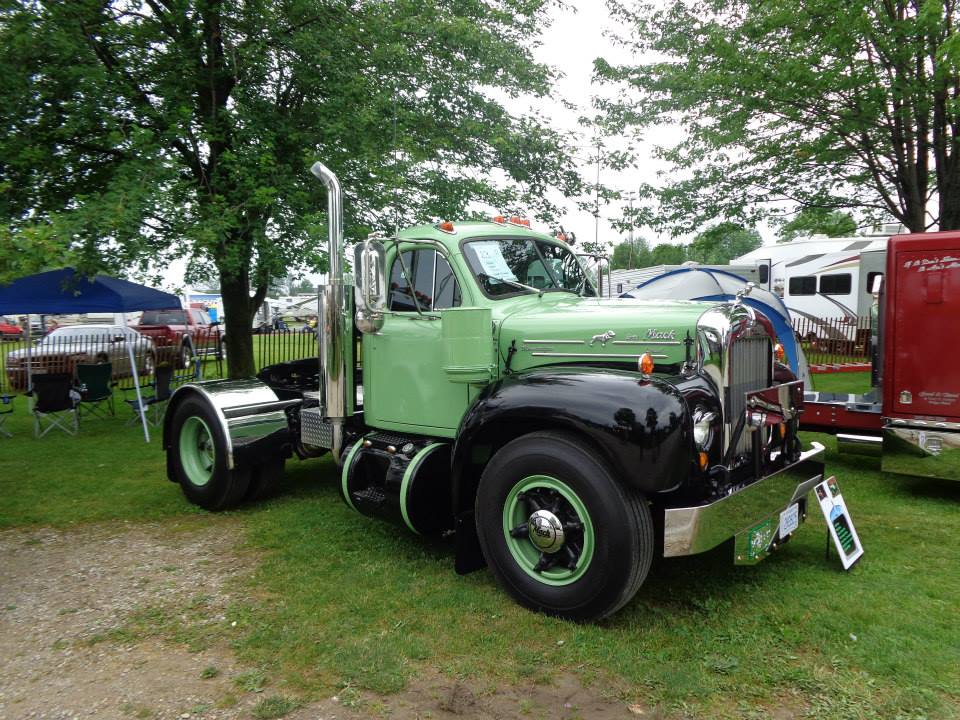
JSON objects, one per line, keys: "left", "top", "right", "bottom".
{"left": 819, "top": 273, "right": 852, "bottom": 295}
{"left": 788, "top": 276, "right": 816, "bottom": 296}
{"left": 462, "top": 237, "right": 595, "bottom": 298}
{"left": 389, "top": 248, "right": 461, "bottom": 312}
{"left": 434, "top": 254, "right": 462, "bottom": 309}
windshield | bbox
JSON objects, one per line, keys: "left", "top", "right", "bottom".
{"left": 462, "top": 237, "right": 595, "bottom": 298}
{"left": 141, "top": 310, "right": 187, "bottom": 325}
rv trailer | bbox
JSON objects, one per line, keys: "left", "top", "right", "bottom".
{"left": 734, "top": 234, "right": 892, "bottom": 341}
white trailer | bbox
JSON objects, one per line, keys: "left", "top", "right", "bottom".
{"left": 733, "top": 234, "right": 891, "bottom": 340}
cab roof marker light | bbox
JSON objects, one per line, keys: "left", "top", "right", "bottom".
{"left": 508, "top": 216, "right": 531, "bottom": 228}
{"left": 491, "top": 215, "right": 507, "bottom": 224}
{"left": 436, "top": 221, "right": 456, "bottom": 234}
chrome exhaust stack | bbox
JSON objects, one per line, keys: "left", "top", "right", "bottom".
{"left": 310, "top": 161, "right": 354, "bottom": 461}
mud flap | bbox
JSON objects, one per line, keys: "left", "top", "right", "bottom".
{"left": 454, "top": 510, "right": 486, "bottom": 574}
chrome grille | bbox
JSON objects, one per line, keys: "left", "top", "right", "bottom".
{"left": 728, "top": 335, "right": 771, "bottom": 456}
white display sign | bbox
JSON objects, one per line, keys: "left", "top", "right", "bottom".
{"left": 814, "top": 476, "right": 864, "bottom": 570}
{"left": 471, "top": 241, "right": 517, "bottom": 281}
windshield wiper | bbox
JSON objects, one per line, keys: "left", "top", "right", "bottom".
{"left": 477, "top": 272, "right": 543, "bottom": 296}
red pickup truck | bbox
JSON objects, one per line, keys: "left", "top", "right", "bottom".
{"left": 137, "top": 308, "right": 224, "bottom": 368}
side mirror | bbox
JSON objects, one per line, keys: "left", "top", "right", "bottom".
{"left": 354, "top": 237, "right": 387, "bottom": 333}
{"left": 113, "top": 334, "right": 126, "bottom": 342}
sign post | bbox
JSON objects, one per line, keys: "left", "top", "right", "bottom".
{"left": 814, "top": 477, "right": 864, "bottom": 570}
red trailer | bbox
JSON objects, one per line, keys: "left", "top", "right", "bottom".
{"left": 800, "top": 232, "right": 960, "bottom": 480}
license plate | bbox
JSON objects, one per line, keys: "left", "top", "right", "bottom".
{"left": 779, "top": 503, "right": 799, "bottom": 538}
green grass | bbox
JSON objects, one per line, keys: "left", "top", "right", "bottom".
{"left": 810, "top": 371, "right": 873, "bottom": 395}
{"left": 1, "top": 387, "right": 958, "bottom": 718}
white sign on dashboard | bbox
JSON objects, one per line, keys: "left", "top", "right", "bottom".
{"left": 471, "top": 241, "right": 518, "bottom": 282}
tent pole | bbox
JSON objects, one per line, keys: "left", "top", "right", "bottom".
{"left": 123, "top": 312, "right": 150, "bottom": 442}
{"left": 25, "top": 319, "right": 33, "bottom": 401}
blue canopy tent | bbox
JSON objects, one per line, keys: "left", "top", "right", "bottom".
{"left": 620, "top": 267, "right": 810, "bottom": 386}
{"left": 0, "top": 268, "right": 182, "bottom": 441}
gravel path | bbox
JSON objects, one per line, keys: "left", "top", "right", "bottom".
{"left": 0, "top": 521, "right": 641, "bottom": 720}
{"left": 0, "top": 521, "right": 252, "bottom": 720}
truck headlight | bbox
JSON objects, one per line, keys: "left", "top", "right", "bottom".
{"left": 693, "top": 408, "right": 717, "bottom": 450}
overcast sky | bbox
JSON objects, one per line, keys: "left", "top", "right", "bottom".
{"left": 529, "top": 0, "right": 684, "bottom": 249}
{"left": 528, "top": 0, "right": 776, "bottom": 251}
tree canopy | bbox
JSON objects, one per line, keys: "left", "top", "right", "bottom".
{"left": 778, "top": 208, "right": 858, "bottom": 242}
{"left": 610, "top": 237, "right": 652, "bottom": 269}
{"left": 0, "top": 0, "right": 583, "bottom": 375}
{"left": 649, "top": 242, "right": 686, "bottom": 265}
{"left": 686, "top": 223, "right": 761, "bottom": 264}
{"left": 598, "top": 0, "right": 960, "bottom": 234}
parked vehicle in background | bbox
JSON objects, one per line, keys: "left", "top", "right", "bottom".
{"left": 802, "top": 231, "right": 960, "bottom": 482}
{"left": 0, "top": 319, "right": 23, "bottom": 341}
{"left": 608, "top": 262, "right": 770, "bottom": 298}
{"left": 136, "top": 308, "right": 223, "bottom": 368}
{"left": 734, "top": 233, "right": 891, "bottom": 343}
{"left": 4, "top": 325, "right": 155, "bottom": 390}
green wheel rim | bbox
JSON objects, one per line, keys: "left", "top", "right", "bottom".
{"left": 502, "top": 475, "right": 595, "bottom": 586}
{"left": 179, "top": 416, "right": 215, "bottom": 487}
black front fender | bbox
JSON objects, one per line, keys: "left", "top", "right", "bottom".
{"left": 453, "top": 367, "right": 695, "bottom": 507}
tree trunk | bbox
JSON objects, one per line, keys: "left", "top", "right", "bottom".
{"left": 219, "top": 271, "right": 256, "bottom": 379}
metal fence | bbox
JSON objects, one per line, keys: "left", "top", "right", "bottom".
{"left": 0, "top": 329, "right": 318, "bottom": 396}
{"left": 1, "top": 314, "right": 874, "bottom": 398}
{"left": 254, "top": 328, "right": 319, "bottom": 369}
{"left": 792, "top": 315, "right": 872, "bottom": 366}
{"left": 0, "top": 331, "right": 226, "bottom": 395}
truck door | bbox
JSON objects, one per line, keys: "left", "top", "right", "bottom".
{"left": 890, "top": 249, "right": 960, "bottom": 419}
{"left": 362, "top": 245, "right": 468, "bottom": 435}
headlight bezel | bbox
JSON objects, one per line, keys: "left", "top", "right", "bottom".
{"left": 692, "top": 406, "right": 718, "bottom": 450}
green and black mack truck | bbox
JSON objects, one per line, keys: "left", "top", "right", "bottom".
{"left": 163, "top": 162, "right": 828, "bottom": 621}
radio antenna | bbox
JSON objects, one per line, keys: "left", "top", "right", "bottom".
{"left": 392, "top": 85, "right": 399, "bottom": 236}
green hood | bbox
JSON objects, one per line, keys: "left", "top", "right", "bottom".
{"left": 497, "top": 296, "right": 715, "bottom": 373}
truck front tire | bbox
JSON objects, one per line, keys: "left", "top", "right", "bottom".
{"left": 475, "top": 430, "right": 653, "bottom": 621}
{"left": 169, "top": 397, "right": 250, "bottom": 511}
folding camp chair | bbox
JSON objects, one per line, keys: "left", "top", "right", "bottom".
{"left": 75, "top": 363, "right": 116, "bottom": 419}
{"left": 0, "top": 394, "right": 13, "bottom": 438}
{"left": 174, "top": 356, "right": 202, "bottom": 387}
{"left": 31, "top": 374, "right": 79, "bottom": 438}
{"left": 123, "top": 364, "right": 173, "bottom": 427}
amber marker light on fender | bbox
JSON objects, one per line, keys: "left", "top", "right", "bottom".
{"left": 639, "top": 352, "right": 655, "bottom": 379}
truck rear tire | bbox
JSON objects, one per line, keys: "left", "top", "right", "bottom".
{"left": 169, "top": 397, "right": 250, "bottom": 511}
{"left": 475, "top": 430, "right": 653, "bottom": 621}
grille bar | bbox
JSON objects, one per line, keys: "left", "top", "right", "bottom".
{"left": 728, "top": 336, "right": 771, "bottom": 456}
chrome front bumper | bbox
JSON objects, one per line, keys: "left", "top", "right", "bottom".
{"left": 663, "top": 442, "right": 825, "bottom": 563}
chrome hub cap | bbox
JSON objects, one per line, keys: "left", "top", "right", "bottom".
{"left": 527, "top": 509, "right": 565, "bottom": 553}
{"left": 503, "top": 476, "right": 596, "bottom": 586}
